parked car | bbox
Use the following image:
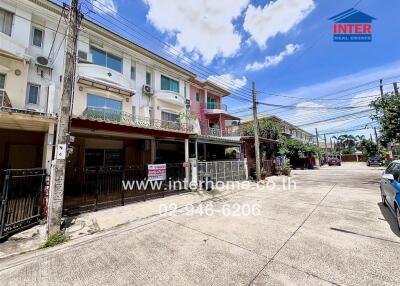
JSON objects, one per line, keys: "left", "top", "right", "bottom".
{"left": 380, "top": 160, "right": 400, "bottom": 230}
{"left": 328, "top": 156, "right": 341, "bottom": 166}
{"left": 367, "top": 156, "right": 383, "bottom": 166}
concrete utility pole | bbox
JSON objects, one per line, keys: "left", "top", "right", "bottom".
{"left": 315, "top": 128, "right": 320, "bottom": 165}
{"left": 393, "top": 82, "right": 399, "bottom": 96}
{"left": 324, "top": 133, "right": 328, "bottom": 153}
{"left": 252, "top": 82, "right": 261, "bottom": 181}
{"left": 48, "top": 0, "right": 81, "bottom": 234}
{"left": 374, "top": 127, "right": 379, "bottom": 145}
{"left": 379, "top": 79, "right": 384, "bottom": 97}
{"left": 330, "top": 137, "right": 333, "bottom": 153}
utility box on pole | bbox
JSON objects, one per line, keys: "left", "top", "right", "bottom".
{"left": 48, "top": 0, "right": 80, "bottom": 235}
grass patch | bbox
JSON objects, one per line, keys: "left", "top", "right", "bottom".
{"left": 41, "top": 231, "right": 69, "bottom": 248}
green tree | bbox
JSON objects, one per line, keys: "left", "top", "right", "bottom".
{"left": 370, "top": 92, "right": 400, "bottom": 145}
{"left": 242, "top": 118, "right": 282, "bottom": 140}
{"left": 337, "top": 134, "right": 356, "bottom": 153}
{"left": 359, "top": 139, "right": 379, "bottom": 156}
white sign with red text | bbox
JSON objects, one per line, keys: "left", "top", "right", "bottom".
{"left": 148, "top": 164, "right": 166, "bottom": 181}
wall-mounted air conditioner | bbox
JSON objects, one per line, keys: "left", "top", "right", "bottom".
{"left": 142, "top": 84, "right": 154, "bottom": 95}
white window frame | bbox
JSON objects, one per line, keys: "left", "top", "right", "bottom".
{"left": 31, "top": 26, "right": 44, "bottom": 48}
{"left": 0, "top": 73, "right": 6, "bottom": 90}
{"left": 0, "top": 8, "right": 14, "bottom": 36}
{"left": 26, "top": 83, "right": 41, "bottom": 105}
{"left": 130, "top": 64, "right": 136, "bottom": 80}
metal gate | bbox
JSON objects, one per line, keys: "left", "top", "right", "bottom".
{"left": 0, "top": 169, "right": 46, "bottom": 239}
{"left": 196, "top": 160, "right": 247, "bottom": 183}
{"left": 63, "top": 163, "right": 187, "bottom": 214}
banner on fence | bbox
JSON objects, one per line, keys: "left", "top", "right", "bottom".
{"left": 148, "top": 164, "right": 166, "bottom": 181}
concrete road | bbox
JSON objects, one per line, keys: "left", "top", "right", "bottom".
{"left": 1, "top": 162, "right": 399, "bottom": 285}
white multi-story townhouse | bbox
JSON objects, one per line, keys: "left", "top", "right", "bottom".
{"left": 0, "top": 0, "right": 198, "bottom": 214}
{"left": 0, "top": 0, "right": 67, "bottom": 176}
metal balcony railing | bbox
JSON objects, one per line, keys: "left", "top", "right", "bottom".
{"left": 205, "top": 102, "right": 227, "bottom": 111}
{"left": 81, "top": 107, "right": 194, "bottom": 133}
{"left": 199, "top": 121, "right": 243, "bottom": 137}
{"left": 0, "top": 89, "right": 12, "bottom": 108}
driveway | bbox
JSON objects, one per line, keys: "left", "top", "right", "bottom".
{"left": 0, "top": 162, "right": 399, "bottom": 285}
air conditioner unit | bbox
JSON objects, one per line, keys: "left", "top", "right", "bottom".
{"left": 78, "top": 50, "right": 88, "bottom": 61}
{"left": 185, "top": 99, "right": 191, "bottom": 105}
{"left": 142, "top": 84, "right": 154, "bottom": 95}
{"left": 36, "top": 56, "right": 49, "bottom": 66}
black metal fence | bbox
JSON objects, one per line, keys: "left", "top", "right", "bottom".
{"left": 0, "top": 169, "right": 46, "bottom": 239}
{"left": 196, "top": 160, "right": 247, "bottom": 182}
{"left": 63, "top": 163, "right": 186, "bottom": 214}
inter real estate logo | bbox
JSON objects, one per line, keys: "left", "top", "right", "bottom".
{"left": 329, "top": 8, "right": 376, "bottom": 42}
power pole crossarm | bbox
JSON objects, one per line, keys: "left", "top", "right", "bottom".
{"left": 252, "top": 82, "right": 261, "bottom": 181}
{"left": 48, "top": 0, "right": 80, "bottom": 235}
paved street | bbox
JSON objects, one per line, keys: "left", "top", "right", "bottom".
{"left": 1, "top": 162, "right": 399, "bottom": 285}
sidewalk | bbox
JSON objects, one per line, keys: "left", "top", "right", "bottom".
{"left": 0, "top": 182, "right": 260, "bottom": 260}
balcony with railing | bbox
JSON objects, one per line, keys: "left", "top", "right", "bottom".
{"left": 202, "top": 101, "right": 229, "bottom": 115}
{"left": 199, "top": 121, "right": 243, "bottom": 138}
{"left": 80, "top": 107, "right": 193, "bottom": 133}
{"left": 0, "top": 90, "right": 12, "bottom": 108}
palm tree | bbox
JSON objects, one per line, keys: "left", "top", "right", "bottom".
{"left": 355, "top": 135, "right": 366, "bottom": 149}
{"left": 338, "top": 134, "right": 356, "bottom": 153}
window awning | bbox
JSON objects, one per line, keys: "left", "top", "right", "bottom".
{"left": 78, "top": 76, "right": 136, "bottom": 97}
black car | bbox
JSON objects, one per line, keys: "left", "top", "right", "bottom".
{"left": 328, "top": 156, "right": 341, "bottom": 166}
{"left": 367, "top": 156, "right": 383, "bottom": 166}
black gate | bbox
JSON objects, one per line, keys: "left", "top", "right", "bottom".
{"left": 63, "top": 163, "right": 186, "bottom": 215}
{"left": 0, "top": 169, "right": 46, "bottom": 239}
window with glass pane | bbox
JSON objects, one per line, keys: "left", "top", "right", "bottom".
{"left": 146, "top": 72, "right": 152, "bottom": 85}
{"left": 90, "top": 46, "right": 122, "bottom": 73}
{"left": 32, "top": 28, "right": 43, "bottom": 47}
{"left": 0, "top": 74, "right": 5, "bottom": 89}
{"left": 87, "top": 94, "right": 122, "bottom": 121}
{"left": 207, "top": 97, "right": 216, "bottom": 109}
{"left": 160, "top": 75, "right": 179, "bottom": 93}
{"left": 196, "top": 92, "right": 200, "bottom": 102}
{"left": 130, "top": 66, "right": 135, "bottom": 80}
{"left": 161, "top": 111, "right": 179, "bottom": 122}
{"left": 107, "top": 53, "right": 122, "bottom": 73}
{"left": 0, "top": 8, "right": 13, "bottom": 36}
{"left": 27, "top": 84, "right": 40, "bottom": 104}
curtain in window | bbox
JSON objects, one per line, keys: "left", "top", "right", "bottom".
{"left": 0, "top": 9, "right": 13, "bottom": 36}
{"left": 33, "top": 28, "right": 43, "bottom": 47}
{"left": 27, "top": 84, "right": 39, "bottom": 104}
{"left": 161, "top": 111, "right": 179, "bottom": 122}
{"left": 0, "top": 74, "right": 5, "bottom": 89}
{"left": 161, "top": 75, "right": 179, "bottom": 92}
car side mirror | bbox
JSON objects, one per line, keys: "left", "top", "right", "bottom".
{"left": 382, "top": 173, "right": 395, "bottom": 182}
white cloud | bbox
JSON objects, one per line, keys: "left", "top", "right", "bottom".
{"left": 143, "top": 0, "right": 249, "bottom": 64}
{"left": 91, "top": 0, "right": 117, "bottom": 16}
{"left": 268, "top": 61, "right": 400, "bottom": 134}
{"left": 208, "top": 73, "right": 247, "bottom": 91}
{"left": 245, "top": 43, "right": 300, "bottom": 71}
{"left": 243, "top": 0, "right": 315, "bottom": 48}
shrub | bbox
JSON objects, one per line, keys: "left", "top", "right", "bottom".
{"left": 41, "top": 231, "right": 69, "bottom": 248}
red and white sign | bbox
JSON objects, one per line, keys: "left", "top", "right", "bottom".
{"left": 148, "top": 164, "right": 166, "bottom": 181}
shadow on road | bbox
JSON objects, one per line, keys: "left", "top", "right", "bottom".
{"left": 378, "top": 202, "right": 400, "bottom": 238}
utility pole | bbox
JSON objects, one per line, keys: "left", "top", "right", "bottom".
{"left": 374, "top": 127, "right": 379, "bottom": 144}
{"left": 379, "top": 79, "right": 384, "bottom": 97}
{"left": 370, "top": 133, "right": 373, "bottom": 142}
{"left": 252, "top": 81, "right": 261, "bottom": 181}
{"left": 48, "top": 0, "right": 81, "bottom": 234}
{"left": 324, "top": 133, "right": 328, "bottom": 153}
{"left": 315, "top": 128, "right": 320, "bottom": 165}
{"left": 393, "top": 82, "right": 399, "bottom": 96}
{"left": 330, "top": 137, "right": 333, "bottom": 153}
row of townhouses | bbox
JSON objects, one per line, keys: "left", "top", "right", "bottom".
{"left": 0, "top": 0, "right": 314, "bottom": 236}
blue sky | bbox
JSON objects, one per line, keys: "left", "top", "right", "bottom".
{"left": 72, "top": 0, "right": 400, "bottom": 138}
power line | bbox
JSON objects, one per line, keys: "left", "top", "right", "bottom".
{"left": 81, "top": 0, "right": 255, "bottom": 98}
